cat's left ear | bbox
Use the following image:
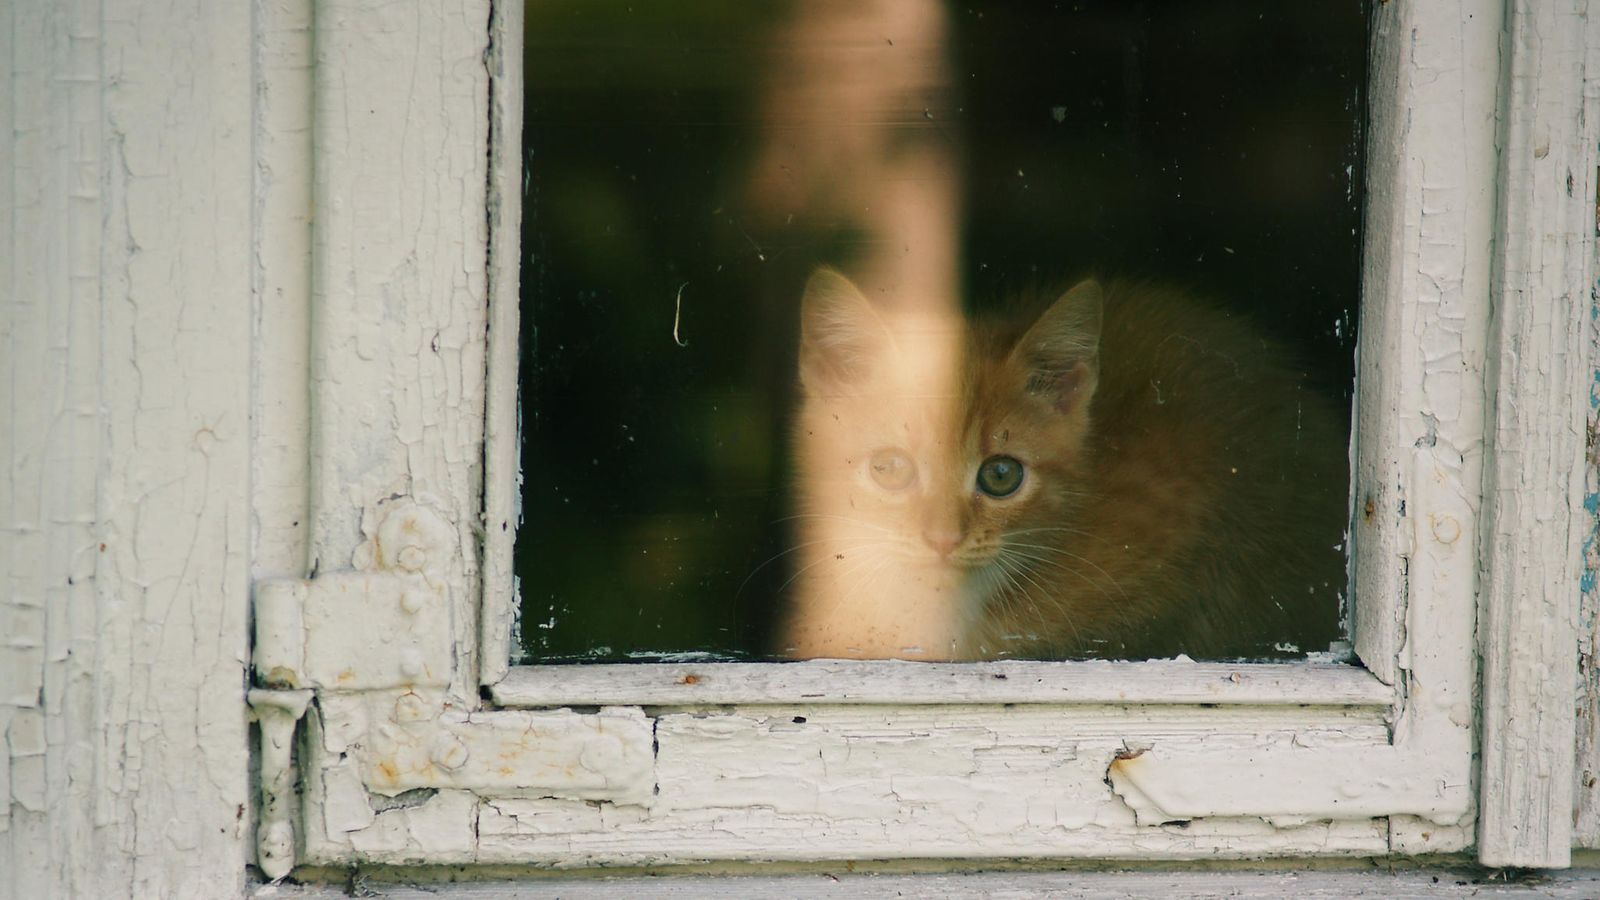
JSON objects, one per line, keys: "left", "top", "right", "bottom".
{"left": 1012, "top": 279, "right": 1103, "bottom": 414}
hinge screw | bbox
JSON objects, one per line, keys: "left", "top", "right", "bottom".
{"left": 396, "top": 545, "right": 427, "bottom": 572}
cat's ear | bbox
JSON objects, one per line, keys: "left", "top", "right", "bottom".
{"left": 1013, "top": 279, "right": 1104, "bottom": 414}
{"left": 798, "top": 267, "right": 893, "bottom": 392}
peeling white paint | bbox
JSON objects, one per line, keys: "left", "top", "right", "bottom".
{"left": 4, "top": 1, "right": 255, "bottom": 895}
{"left": 1475, "top": 0, "right": 1600, "bottom": 870}
{"left": 8, "top": 0, "right": 1600, "bottom": 892}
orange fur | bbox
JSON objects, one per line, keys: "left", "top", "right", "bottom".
{"left": 780, "top": 269, "right": 1346, "bottom": 660}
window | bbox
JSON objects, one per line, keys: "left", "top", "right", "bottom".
{"left": 515, "top": 1, "right": 1363, "bottom": 665}
{"left": 246, "top": 0, "right": 1595, "bottom": 877}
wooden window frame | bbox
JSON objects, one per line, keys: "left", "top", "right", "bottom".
{"left": 243, "top": 0, "right": 1598, "bottom": 876}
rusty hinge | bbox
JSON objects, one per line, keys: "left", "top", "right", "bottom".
{"left": 254, "top": 500, "right": 457, "bottom": 692}
{"left": 249, "top": 499, "right": 459, "bottom": 879}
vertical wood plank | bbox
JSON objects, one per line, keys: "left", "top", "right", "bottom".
{"left": 1573, "top": 11, "right": 1600, "bottom": 860}
{"left": 98, "top": 0, "right": 257, "bottom": 893}
{"left": 1353, "top": 0, "right": 1501, "bottom": 695}
{"left": 1478, "top": 0, "right": 1600, "bottom": 869}
{"left": 1579, "top": 113, "right": 1600, "bottom": 845}
{"left": 4, "top": 2, "right": 107, "bottom": 895}
{"left": 5, "top": 0, "right": 257, "bottom": 895}
{"left": 1352, "top": 0, "right": 1503, "bottom": 853}
{"left": 252, "top": 0, "right": 316, "bottom": 584}
{"left": 307, "top": 0, "right": 494, "bottom": 702}
{"left": 481, "top": 0, "right": 525, "bottom": 684}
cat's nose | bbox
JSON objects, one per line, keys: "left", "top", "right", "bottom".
{"left": 922, "top": 527, "right": 962, "bottom": 558}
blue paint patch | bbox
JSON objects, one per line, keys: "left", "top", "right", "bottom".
{"left": 1586, "top": 493, "right": 1599, "bottom": 514}
{"left": 1584, "top": 570, "right": 1597, "bottom": 593}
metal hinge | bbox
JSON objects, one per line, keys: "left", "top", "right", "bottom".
{"left": 249, "top": 500, "right": 458, "bottom": 879}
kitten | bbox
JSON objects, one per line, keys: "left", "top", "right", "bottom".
{"left": 780, "top": 268, "right": 1346, "bottom": 660}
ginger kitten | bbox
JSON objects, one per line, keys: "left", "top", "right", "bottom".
{"left": 781, "top": 268, "right": 1346, "bottom": 660}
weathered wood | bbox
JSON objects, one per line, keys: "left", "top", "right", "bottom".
{"left": 1110, "top": 744, "right": 1463, "bottom": 825}
{"left": 1567, "top": 2, "right": 1600, "bottom": 856}
{"left": 307, "top": 0, "right": 493, "bottom": 706}
{"left": 493, "top": 659, "right": 1394, "bottom": 709}
{"left": 1347, "top": 0, "right": 1502, "bottom": 856}
{"left": 250, "top": 868, "right": 1600, "bottom": 900}
{"left": 4, "top": 1, "right": 256, "bottom": 896}
{"left": 1478, "top": 0, "right": 1600, "bottom": 869}
{"left": 480, "top": 0, "right": 526, "bottom": 685}
{"left": 306, "top": 0, "right": 1497, "bottom": 870}
{"left": 252, "top": 0, "right": 315, "bottom": 586}
{"left": 1353, "top": 0, "right": 1500, "bottom": 686}
{"left": 481, "top": 705, "right": 1391, "bottom": 866}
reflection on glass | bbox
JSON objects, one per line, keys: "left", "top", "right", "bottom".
{"left": 518, "top": 0, "right": 1363, "bottom": 662}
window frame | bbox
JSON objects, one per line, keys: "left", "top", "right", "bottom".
{"left": 248, "top": 0, "right": 1597, "bottom": 875}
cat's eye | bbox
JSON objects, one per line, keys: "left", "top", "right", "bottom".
{"left": 868, "top": 449, "right": 917, "bottom": 490}
{"left": 976, "top": 455, "right": 1024, "bottom": 498}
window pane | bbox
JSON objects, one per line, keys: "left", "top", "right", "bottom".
{"left": 517, "top": 0, "right": 1364, "bottom": 662}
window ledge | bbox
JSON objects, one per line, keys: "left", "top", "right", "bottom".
{"left": 255, "top": 867, "right": 1600, "bottom": 899}
{"left": 491, "top": 658, "right": 1394, "bottom": 708}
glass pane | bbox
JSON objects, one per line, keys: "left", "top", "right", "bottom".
{"left": 517, "top": 0, "right": 1364, "bottom": 663}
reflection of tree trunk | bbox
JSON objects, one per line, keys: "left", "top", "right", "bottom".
{"left": 745, "top": 0, "right": 962, "bottom": 318}
{"left": 746, "top": 1, "right": 967, "bottom": 660}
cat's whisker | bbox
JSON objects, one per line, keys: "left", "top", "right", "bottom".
{"left": 735, "top": 535, "right": 896, "bottom": 600}
{"left": 1002, "top": 541, "right": 1129, "bottom": 602}
{"left": 990, "top": 552, "right": 1083, "bottom": 651}
{"left": 813, "top": 552, "right": 900, "bottom": 645}
{"left": 771, "top": 538, "right": 899, "bottom": 598}
{"left": 1004, "top": 525, "right": 1121, "bottom": 551}
{"left": 1000, "top": 544, "right": 1116, "bottom": 603}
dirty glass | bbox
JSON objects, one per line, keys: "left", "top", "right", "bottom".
{"left": 517, "top": 0, "right": 1366, "bottom": 663}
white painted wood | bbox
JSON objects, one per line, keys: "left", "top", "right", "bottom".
{"left": 1579, "top": 272, "right": 1600, "bottom": 858}
{"left": 306, "top": 0, "right": 493, "bottom": 706}
{"left": 1477, "top": 0, "right": 1600, "bottom": 870}
{"left": 252, "top": 0, "right": 315, "bottom": 586}
{"left": 316, "top": 697, "right": 654, "bottom": 805}
{"left": 1579, "top": 472, "right": 1600, "bottom": 848}
{"left": 4, "top": 1, "right": 256, "bottom": 896}
{"left": 493, "top": 659, "right": 1394, "bottom": 709}
{"left": 303, "top": 704, "right": 1390, "bottom": 867}
{"left": 252, "top": 869, "right": 1600, "bottom": 900}
{"left": 22, "top": 0, "right": 1600, "bottom": 890}
{"left": 1351, "top": 0, "right": 1500, "bottom": 690}
{"left": 480, "top": 0, "right": 526, "bottom": 685}
{"left": 1576, "top": 97, "right": 1600, "bottom": 848}
{"left": 290, "top": 0, "right": 1507, "bottom": 871}
{"left": 1094, "top": 0, "right": 1496, "bottom": 853}
{"left": 248, "top": 0, "right": 316, "bottom": 869}
{"left": 1109, "top": 745, "right": 1461, "bottom": 825}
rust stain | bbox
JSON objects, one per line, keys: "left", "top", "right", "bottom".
{"left": 1363, "top": 496, "right": 1376, "bottom": 522}
{"left": 680, "top": 673, "right": 701, "bottom": 685}
{"left": 1109, "top": 747, "right": 1147, "bottom": 767}
{"left": 376, "top": 760, "right": 400, "bottom": 783}
{"left": 1107, "top": 746, "right": 1150, "bottom": 782}
{"left": 336, "top": 668, "right": 356, "bottom": 684}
